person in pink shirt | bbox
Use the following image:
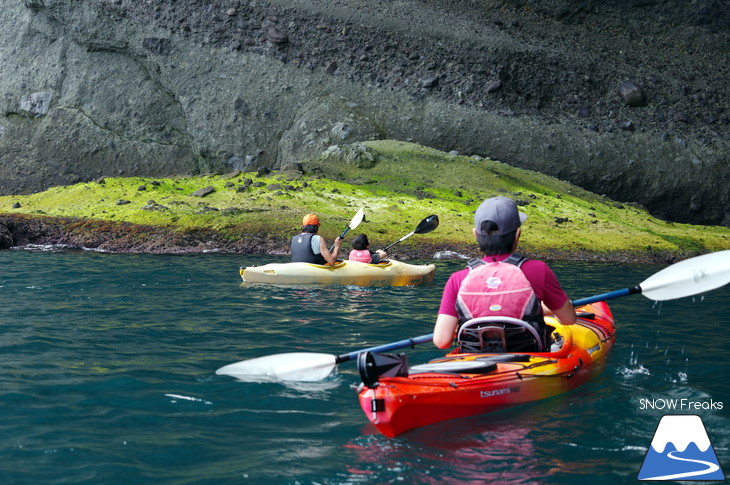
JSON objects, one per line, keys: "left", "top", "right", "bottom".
{"left": 348, "top": 234, "right": 387, "bottom": 264}
{"left": 433, "top": 196, "right": 576, "bottom": 349}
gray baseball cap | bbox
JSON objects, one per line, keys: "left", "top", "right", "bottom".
{"left": 474, "top": 196, "right": 527, "bottom": 235}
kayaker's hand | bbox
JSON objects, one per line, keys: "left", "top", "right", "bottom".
{"left": 333, "top": 236, "right": 342, "bottom": 248}
{"left": 375, "top": 249, "right": 387, "bottom": 259}
{"left": 548, "top": 300, "right": 577, "bottom": 325}
{"left": 541, "top": 302, "right": 554, "bottom": 315}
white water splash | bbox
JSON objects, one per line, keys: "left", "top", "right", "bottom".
{"left": 432, "top": 250, "right": 469, "bottom": 260}
{"left": 11, "top": 244, "right": 109, "bottom": 253}
{"left": 12, "top": 244, "right": 76, "bottom": 252}
{"left": 617, "top": 365, "right": 651, "bottom": 377}
{"left": 165, "top": 394, "right": 212, "bottom": 405}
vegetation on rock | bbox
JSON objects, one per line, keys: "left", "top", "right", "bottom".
{"left": 1, "top": 141, "right": 728, "bottom": 261}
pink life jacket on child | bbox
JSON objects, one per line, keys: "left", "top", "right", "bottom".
{"left": 349, "top": 249, "right": 372, "bottom": 263}
{"left": 455, "top": 253, "right": 545, "bottom": 339}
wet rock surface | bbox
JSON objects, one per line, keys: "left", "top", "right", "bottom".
{"left": 0, "top": 213, "right": 694, "bottom": 264}
{"left": 1, "top": 0, "right": 728, "bottom": 226}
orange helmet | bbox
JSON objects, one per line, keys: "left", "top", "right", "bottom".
{"left": 302, "top": 213, "right": 320, "bottom": 226}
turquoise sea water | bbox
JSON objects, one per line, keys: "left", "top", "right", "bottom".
{"left": 1, "top": 249, "right": 728, "bottom": 484}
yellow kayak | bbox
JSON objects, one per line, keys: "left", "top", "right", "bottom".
{"left": 240, "top": 260, "right": 436, "bottom": 286}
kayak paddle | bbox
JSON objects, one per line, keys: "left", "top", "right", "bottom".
{"left": 382, "top": 215, "right": 439, "bottom": 252}
{"left": 330, "top": 207, "right": 365, "bottom": 252}
{"left": 216, "top": 250, "right": 730, "bottom": 382}
{"left": 215, "top": 334, "right": 434, "bottom": 382}
{"left": 572, "top": 249, "right": 730, "bottom": 306}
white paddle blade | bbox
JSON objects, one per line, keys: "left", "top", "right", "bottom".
{"left": 350, "top": 207, "right": 365, "bottom": 229}
{"left": 640, "top": 250, "right": 730, "bottom": 301}
{"left": 215, "top": 353, "right": 338, "bottom": 382}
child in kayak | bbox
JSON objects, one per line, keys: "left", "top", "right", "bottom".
{"left": 348, "top": 234, "right": 387, "bottom": 264}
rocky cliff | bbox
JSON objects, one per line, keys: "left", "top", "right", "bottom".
{"left": 1, "top": 0, "right": 728, "bottom": 226}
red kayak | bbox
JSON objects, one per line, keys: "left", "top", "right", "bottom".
{"left": 356, "top": 301, "right": 615, "bottom": 437}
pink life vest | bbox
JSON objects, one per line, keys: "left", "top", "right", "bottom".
{"left": 455, "top": 253, "right": 544, "bottom": 331}
{"left": 349, "top": 249, "right": 372, "bottom": 263}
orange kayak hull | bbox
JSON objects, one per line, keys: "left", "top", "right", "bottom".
{"left": 357, "top": 302, "right": 615, "bottom": 437}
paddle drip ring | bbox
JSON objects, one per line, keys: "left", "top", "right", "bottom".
{"left": 358, "top": 352, "right": 409, "bottom": 388}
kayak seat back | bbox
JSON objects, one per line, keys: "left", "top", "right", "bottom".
{"left": 457, "top": 317, "right": 544, "bottom": 353}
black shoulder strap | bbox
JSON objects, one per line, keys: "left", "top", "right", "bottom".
{"left": 466, "top": 253, "right": 529, "bottom": 270}
{"left": 503, "top": 252, "right": 528, "bottom": 268}
{"left": 465, "top": 257, "right": 485, "bottom": 270}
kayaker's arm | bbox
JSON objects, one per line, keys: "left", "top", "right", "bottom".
{"left": 320, "top": 236, "right": 341, "bottom": 265}
{"left": 543, "top": 299, "right": 577, "bottom": 325}
{"left": 433, "top": 313, "right": 459, "bottom": 349}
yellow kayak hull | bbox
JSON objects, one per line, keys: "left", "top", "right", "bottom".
{"left": 240, "top": 260, "right": 436, "bottom": 286}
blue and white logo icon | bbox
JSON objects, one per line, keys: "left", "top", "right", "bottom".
{"left": 638, "top": 414, "right": 725, "bottom": 481}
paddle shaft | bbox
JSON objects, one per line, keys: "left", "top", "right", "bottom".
{"left": 332, "top": 286, "right": 647, "bottom": 363}
{"left": 572, "top": 286, "right": 642, "bottom": 307}
{"left": 340, "top": 250, "right": 727, "bottom": 363}
{"left": 329, "top": 227, "right": 350, "bottom": 253}
{"left": 330, "top": 285, "right": 648, "bottom": 363}
{"left": 330, "top": 209, "right": 364, "bottom": 252}
{"left": 335, "top": 334, "right": 434, "bottom": 364}
{"left": 381, "top": 215, "right": 439, "bottom": 252}
{"left": 382, "top": 231, "right": 414, "bottom": 252}
{"left": 571, "top": 249, "right": 729, "bottom": 306}
{"left": 338, "top": 226, "right": 353, "bottom": 240}
{"left": 218, "top": 251, "right": 728, "bottom": 382}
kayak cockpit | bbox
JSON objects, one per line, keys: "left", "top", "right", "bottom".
{"left": 357, "top": 324, "right": 577, "bottom": 387}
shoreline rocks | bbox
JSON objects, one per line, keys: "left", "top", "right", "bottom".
{"left": 0, "top": 213, "right": 713, "bottom": 265}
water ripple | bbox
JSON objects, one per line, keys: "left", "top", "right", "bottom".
{"left": 1, "top": 251, "right": 728, "bottom": 484}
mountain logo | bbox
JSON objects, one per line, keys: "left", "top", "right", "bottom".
{"left": 638, "top": 414, "right": 725, "bottom": 481}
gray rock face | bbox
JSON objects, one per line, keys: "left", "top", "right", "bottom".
{"left": 618, "top": 82, "right": 647, "bottom": 108}
{"left": 0, "top": 220, "right": 13, "bottom": 249}
{"left": 20, "top": 91, "right": 54, "bottom": 117}
{"left": 0, "top": 0, "right": 728, "bottom": 227}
